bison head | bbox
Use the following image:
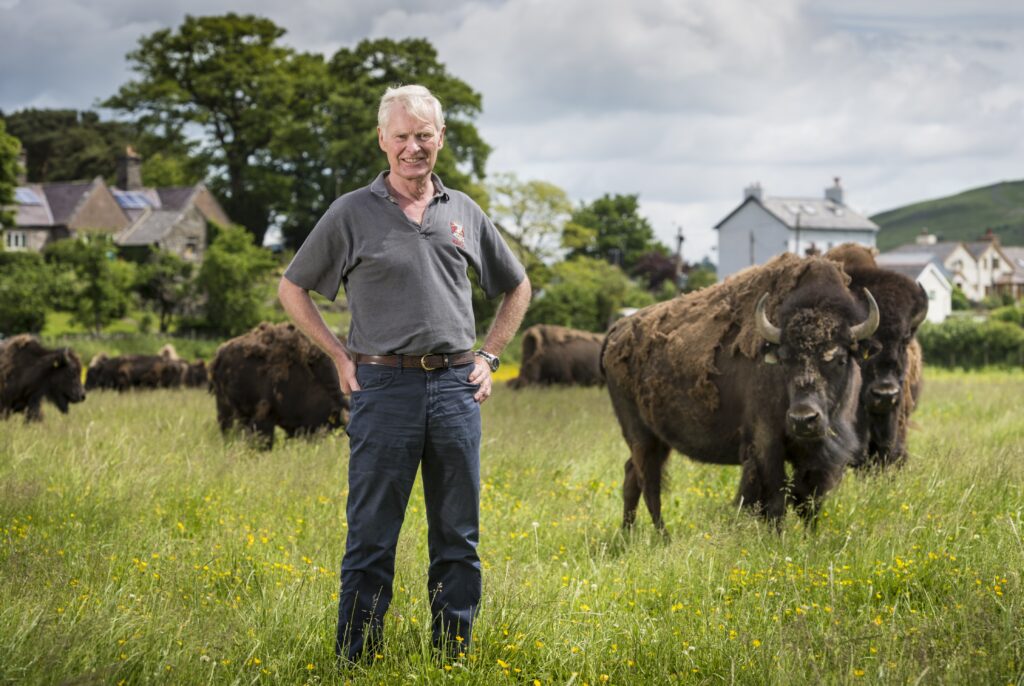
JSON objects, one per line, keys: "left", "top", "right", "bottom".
{"left": 857, "top": 282, "right": 927, "bottom": 415}
{"left": 756, "top": 289, "right": 878, "bottom": 441}
{"left": 47, "top": 348, "right": 86, "bottom": 413}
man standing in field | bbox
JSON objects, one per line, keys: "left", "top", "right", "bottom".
{"left": 278, "top": 84, "right": 531, "bottom": 662}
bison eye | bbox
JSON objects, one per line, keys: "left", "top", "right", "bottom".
{"left": 822, "top": 347, "right": 840, "bottom": 362}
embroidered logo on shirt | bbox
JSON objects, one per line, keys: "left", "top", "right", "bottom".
{"left": 450, "top": 221, "right": 466, "bottom": 248}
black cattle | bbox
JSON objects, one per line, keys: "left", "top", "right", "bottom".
{"left": 86, "top": 351, "right": 187, "bottom": 391}
{"left": 0, "top": 335, "right": 85, "bottom": 421}
{"left": 510, "top": 324, "right": 605, "bottom": 388}
{"left": 601, "top": 254, "right": 879, "bottom": 531}
{"left": 209, "top": 322, "right": 348, "bottom": 448}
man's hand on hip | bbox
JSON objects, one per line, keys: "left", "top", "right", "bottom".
{"left": 468, "top": 358, "right": 492, "bottom": 403}
{"left": 334, "top": 354, "right": 360, "bottom": 394}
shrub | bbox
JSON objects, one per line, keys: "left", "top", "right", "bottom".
{"left": 524, "top": 256, "right": 654, "bottom": 332}
{"left": 42, "top": 235, "right": 137, "bottom": 335}
{"left": 196, "top": 225, "right": 276, "bottom": 336}
{"left": 917, "top": 318, "right": 1024, "bottom": 368}
{"left": 0, "top": 252, "right": 51, "bottom": 335}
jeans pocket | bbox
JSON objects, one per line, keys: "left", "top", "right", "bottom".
{"left": 354, "top": 365, "right": 397, "bottom": 392}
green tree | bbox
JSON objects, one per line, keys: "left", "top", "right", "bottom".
{"left": 563, "top": 193, "right": 666, "bottom": 271}
{"left": 487, "top": 172, "right": 571, "bottom": 261}
{"left": 135, "top": 250, "right": 195, "bottom": 333}
{"left": 43, "top": 236, "right": 137, "bottom": 334}
{"left": 684, "top": 265, "right": 718, "bottom": 292}
{"left": 0, "top": 252, "right": 50, "bottom": 335}
{"left": 0, "top": 119, "right": 19, "bottom": 227}
{"left": 525, "top": 256, "right": 654, "bottom": 332}
{"left": 197, "top": 225, "right": 276, "bottom": 335}
{"left": 104, "top": 14, "right": 318, "bottom": 246}
{"left": 951, "top": 285, "right": 970, "bottom": 310}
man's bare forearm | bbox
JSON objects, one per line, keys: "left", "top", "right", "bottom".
{"left": 277, "top": 277, "right": 348, "bottom": 359}
{"left": 481, "top": 276, "right": 532, "bottom": 355}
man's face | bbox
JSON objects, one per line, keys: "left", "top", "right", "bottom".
{"left": 378, "top": 106, "right": 445, "bottom": 184}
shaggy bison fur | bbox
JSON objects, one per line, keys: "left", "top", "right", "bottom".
{"left": 602, "top": 254, "right": 879, "bottom": 531}
{"left": 209, "top": 322, "right": 348, "bottom": 448}
{"left": 86, "top": 345, "right": 191, "bottom": 392}
{"left": 0, "top": 335, "right": 85, "bottom": 421}
{"left": 510, "top": 324, "right": 605, "bottom": 388}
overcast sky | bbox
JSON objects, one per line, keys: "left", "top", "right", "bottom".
{"left": 2, "top": 0, "right": 1022, "bottom": 261}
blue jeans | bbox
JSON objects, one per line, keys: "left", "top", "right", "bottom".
{"left": 337, "top": 362, "right": 482, "bottom": 661}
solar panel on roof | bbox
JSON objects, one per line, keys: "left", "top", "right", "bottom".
{"left": 114, "top": 191, "right": 151, "bottom": 209}
{"left": 14, "top": 188, "right": 42, "bottom": 205}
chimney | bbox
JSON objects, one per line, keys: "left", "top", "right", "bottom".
{"left": 916, "top": 228, "right": 937, "bottom": 246}
{"left": 16, "top": 148, "right": 27, "bottom": 185}
{"left": 743, "top": 182, "right": 763, "bottom": 201}
{"left": 116, "top": 145, "right": 143, "bottom": 190}
{"left": 825, "top": 177, "right": 843, "bottom": 205}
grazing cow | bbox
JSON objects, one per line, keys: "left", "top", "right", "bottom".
{"left": 209, "top": 322, "right": 348, "bottom": 448}
{"left": 826, "top": 244, "right": 928, "bottom": 469}
{"left": 510, "top": 324, "right": 605, "bottom": 388}
{"left": 184, "top": 360, "right": 208, "bottom": 388}
{"left": 602, "top": 254, "right": 879, "bottom": 531}
{"left": 0, "top": 335, "right": 85, "bottom": 421}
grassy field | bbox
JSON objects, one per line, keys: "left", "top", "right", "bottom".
{"left": 0, "top": 369, "right": 1021, "bottom": 685}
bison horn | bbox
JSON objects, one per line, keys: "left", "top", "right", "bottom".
{"left": 910, "top": 284, "right": 928, "bottom": 329}
{"left": 755, "top": 293, "right": 782, "bottom": 344}
{"left": 850, "top": 288, "right": 880, "bottom": 341}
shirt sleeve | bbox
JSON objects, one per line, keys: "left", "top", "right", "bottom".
{"left": 475, "top": 212, "right": 527, "bottom": 299}
{"left": 283, "top": 200, "right": 348, "bottom": 302}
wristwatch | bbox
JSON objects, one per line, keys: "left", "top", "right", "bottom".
{"left": 474, "top": 349, "right": 500, "bottom": 372}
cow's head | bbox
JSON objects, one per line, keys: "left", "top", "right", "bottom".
{"left": 756, "top": 289, "right": 878, "bottom": 441}
{"left": 856, "top": 281, "right": 928, "bottom": 415}
{"left": 46, "top": 347, "right": 86, "bottom": 413}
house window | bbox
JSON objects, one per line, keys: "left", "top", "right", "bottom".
{"left": 992, "top": 257, "right": 999, "bottom": 270}
{"left": 5, "top": 231, "right": 28, "bottom": 249}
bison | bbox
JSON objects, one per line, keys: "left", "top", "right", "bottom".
{"left": 209, "top": 322, "right": 348, "bottom": 448}
{"left": 602, "top": 254, "right": 879, "bottom": 531}
{"left": 0, "top": 335, "right": 85, "bottom": 421}
{"left": 510, "top": 324, "right": 605, "bottom": 388}
{"left": 826, "top": 244, "right": 928, "bottom": 469}
{"left": 86, "top": 348, "right": 188, "bottom": 391}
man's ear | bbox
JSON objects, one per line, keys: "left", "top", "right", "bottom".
{"left": 437, "top": 125, "right": 446, "bottom": 150}
{"left": 378, "top": 126, "right": 386, "bottom": 152}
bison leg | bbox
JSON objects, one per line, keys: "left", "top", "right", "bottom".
{"left": 790, "top": 465, "right": 844, "bottom": 527}
{"left": 623, "top": 459, "right": 641, "bottom": 529}
{"left": 636, "top": 440, "right": 671, "bottom": 535}
{"left": 736, "top": 437, "right": 787, "bottom": 523}
{"left": 25, "top": 399, "right": 44, "bottom": 423}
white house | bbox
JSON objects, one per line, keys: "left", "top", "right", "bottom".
{"left": 715, "top": 178, "right": 879, "bottom": 279}
{"left": 874, "top": 252, "right": 954, "bottom": 324}
{"left": 886, "top": 231, "right": 1017, "bottom": 302}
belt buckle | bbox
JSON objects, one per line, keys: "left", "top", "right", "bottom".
{"left": 420, "top": 353, "right": 448, "bottom": 371}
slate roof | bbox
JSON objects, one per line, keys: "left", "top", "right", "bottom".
{"left": 876, "top": 251, "right": 954, "bottom": 281}
{"left": 715, "top": 195, "right": 878, "bottom": 232}
{"left": 157, "top": 187, "right": 198, "bottom": 211}
{"left": 42, "top": 180, "right": 96, "bottom": 224}
{"left": 12, "top": 184, "right": 54, "bottom": 226}
{"left": 117, "top": 210, "right": 185, "bottom": 246}
{"left": 885, "top": 241, "right": 963, "bottom": 262}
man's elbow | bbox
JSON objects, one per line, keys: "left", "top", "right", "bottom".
{"left": 278, "top": 276, "right": 305, "bottom": 306}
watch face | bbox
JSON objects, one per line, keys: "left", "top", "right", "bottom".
{"left": 488, "top": 356, "right": 500, "bottom": 372}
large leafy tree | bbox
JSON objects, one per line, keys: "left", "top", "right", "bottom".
{"left": 0, "top": 109, "right": 198, "bottom": 186}
{"left": 563, "top": 193, "right": 666, "bottom": 272}
{"left": 0, "top": 119, "right": 19, "bottom": 227}
{"left": 103, "top": 14, "right": 320, "bottom": 246}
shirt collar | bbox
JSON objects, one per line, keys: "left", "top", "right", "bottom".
{"left": 370, "top": 171, "right": 449, "bottom": 203}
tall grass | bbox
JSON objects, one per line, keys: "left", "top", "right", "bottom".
{"left": 0, "top": 370, "right": 1021, "bottom": 684}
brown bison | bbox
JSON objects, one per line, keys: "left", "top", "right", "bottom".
{"left": 209, "top": 322, "right": 348, "bottom": 448}
{"left": 826, "top": 244, "right": 928, "bottom": 469}
{"left": 510, "top": 324, "right": 605, "bottom": 388}
{"left": 0, "top": 335, "right": 86, "bottom": 421}
{"left": 86, "top": 347, "right": 188, "bottom": 391}
{"left": 602, "top": 254, "right": 879, "bottom": 531}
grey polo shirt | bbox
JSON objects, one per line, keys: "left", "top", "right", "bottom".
{"left": 285, "top": 171, "right": 526, "bottom": 356}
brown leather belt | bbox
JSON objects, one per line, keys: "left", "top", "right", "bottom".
{"left": 351, "top": 351, "right": 475, "bottom": 371}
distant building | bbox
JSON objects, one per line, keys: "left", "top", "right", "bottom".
{"left": 885, "top": 229, "right": 1017, "bottom": 302}
{"left": 715, "top": 178, "right": 879, "bottom": 278}
{"left": 1, "top": 147, "right": 230, "bottom": 263}
{"left": 874, "top": 252, "right": 954, "bottom": 323}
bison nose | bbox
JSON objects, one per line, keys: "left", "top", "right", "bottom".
{"left": 788, "top": 407, "right": 823, "bottom": 438}
{"left": 869, "top": 382, "right": 900, "bottom": 410}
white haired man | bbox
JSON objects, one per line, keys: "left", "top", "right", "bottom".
{"left": 279, "top": 84, "right": 531, "bottom": 662}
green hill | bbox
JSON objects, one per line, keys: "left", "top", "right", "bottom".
{"left": 871, "top": 179, "right": 1024, "bottom": 251}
